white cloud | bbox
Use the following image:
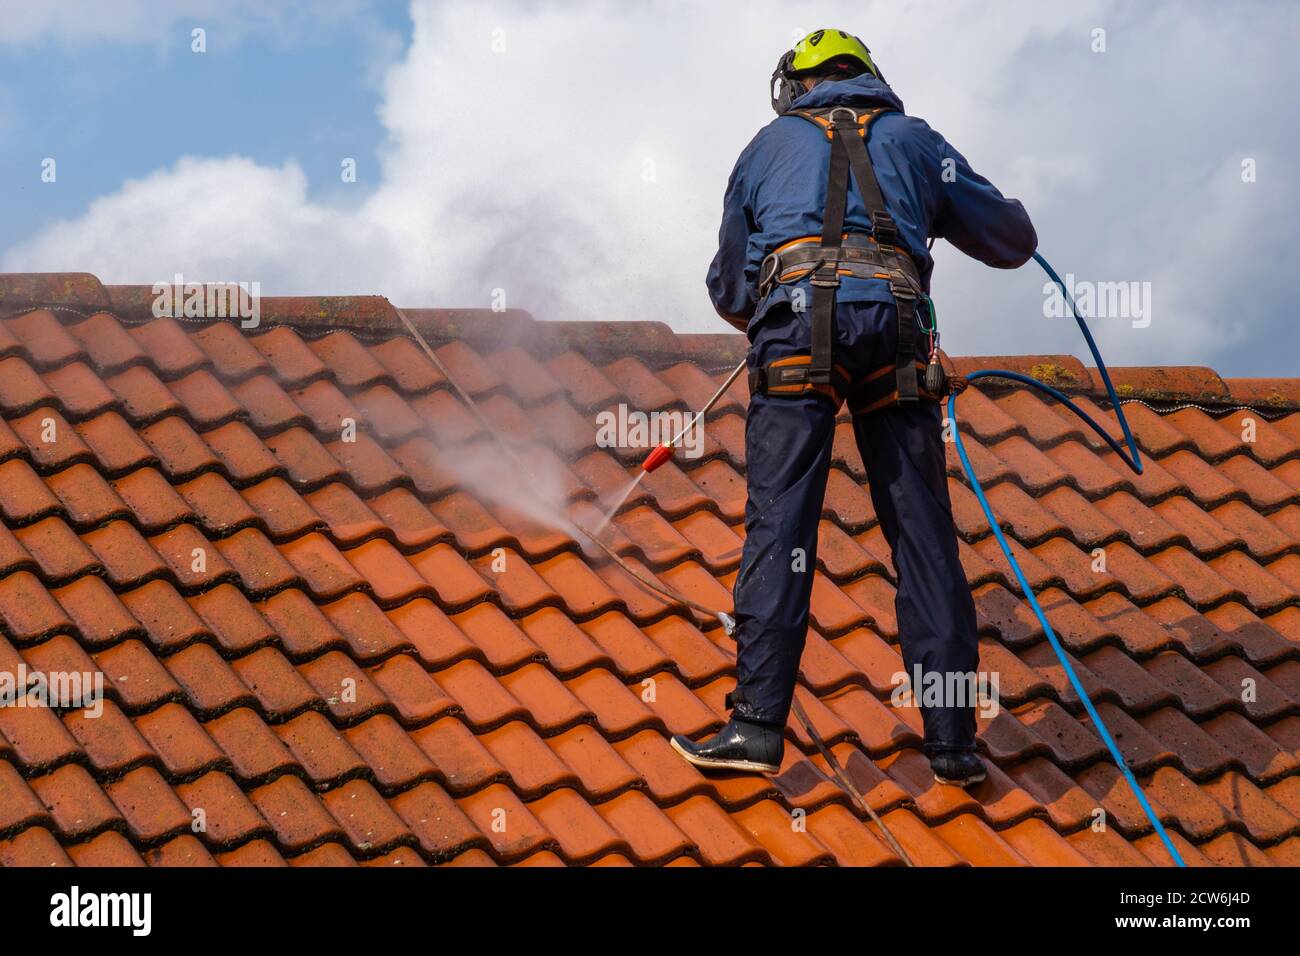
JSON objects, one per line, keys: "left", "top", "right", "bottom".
{"left": 4, "top": 0, "right": 1297, "bottom": 371}
{"left": 10, "top": 155, "right": 397, "bottom": 292}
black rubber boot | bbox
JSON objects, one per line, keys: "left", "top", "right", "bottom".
{"left": 670, "top": 717, "right": 784, "bottom": 774}
{"left": 930, "top": 750, "right": 987, "bottom": 787}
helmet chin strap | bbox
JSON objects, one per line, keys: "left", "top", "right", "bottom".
{"left": 769, "top": 50, "right": 799, "bottom": 114}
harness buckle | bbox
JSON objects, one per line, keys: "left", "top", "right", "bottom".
{"left": 889, "top": 280, "right": 918, "bottom": 302}
{"left": 871, "top": 210, "right": 900, "bottom": 247}
{"left": 810, "top": 263, "right": 840, "bottom": 288}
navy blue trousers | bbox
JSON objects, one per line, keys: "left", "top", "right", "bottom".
{"left": 731, "top": 300, "right": 980, "bottom": 754}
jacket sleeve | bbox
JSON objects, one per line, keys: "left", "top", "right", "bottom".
{"left": 932, "top": 136, "right": 1037, "bottom": 269}
{"left": 706, "top": 160, "right": 756, "bottom": 332}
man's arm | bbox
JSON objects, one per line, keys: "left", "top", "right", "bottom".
{"left": 931, "top": 135, "right": 1037, "bottom": 269}
{"left": 706, "top": 162, "right": 757, "bottom": 332}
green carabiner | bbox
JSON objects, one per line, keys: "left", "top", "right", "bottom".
{"left": 917, "top": 295, "right": 938, "bottom": 334}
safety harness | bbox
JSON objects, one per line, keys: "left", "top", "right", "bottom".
{"left": 751, "top": 105, "right": 958, "bottom": 414}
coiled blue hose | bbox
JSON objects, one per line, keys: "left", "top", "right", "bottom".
{"left": 946, "top": 251, "right": 1186, "bottom": 866}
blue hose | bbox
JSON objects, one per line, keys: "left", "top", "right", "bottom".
{"left": 945, "top": 251, "right": 1185, "bottom": 866}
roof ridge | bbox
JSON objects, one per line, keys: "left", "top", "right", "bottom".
{"left": 2, "top": 271, "right": 1298, "bottom": 410}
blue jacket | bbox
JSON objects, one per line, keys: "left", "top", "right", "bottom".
{"left": 706, "top": 73, "right": 1037, "bottom": 333}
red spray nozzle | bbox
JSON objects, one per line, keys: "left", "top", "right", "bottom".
{"left": 641, "top": 443, "right": 674, "bottom": 473}
{"left": 635, "top": 359, "right": 748, "bottom": 476}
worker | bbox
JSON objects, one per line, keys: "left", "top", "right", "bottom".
{"left": 671, "top": 29, "right": 1037, "bottom": 786}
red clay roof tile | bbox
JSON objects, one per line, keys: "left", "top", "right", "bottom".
{"left": 133, "top": 701, "right": 226, "bottom": 777}
{"left": 116, "top": 579, "right": 204, "bottom": 652}
{"left": 203, "top": 707, "right": 299, "bottom": 783}
{"left": 0, "top": 826, "right": 74, "bottom": 866}
{"left": 45, "top": 462, "right": 128, "bottom": 527}
{"left": 169, "top": 369, "right": 243, "bottom": 429}
{"left": 935, "top": 813, "right": 1030, "bottom": 866}
{"left": 458, "top": 782, "right": 553, "bottom": 861}
{"left": 473, "top": 547, "right": 560, "bottom": 614}
{"left": 0, "top": 697, "right": 85, "bottom": 775}
{"left": 230, "top": 375, "right": 312, "bottom": 435}
{"left": 177, "top": 472, "right": 259, "bottom": 535}
{"left": 479, "top": 721, "right": 577, "bottom": 795}
{"left": 175, "top": 771, "right": 272, "bottom": 847}
{"left": 367, "top": 336, "right": 444, "bottom": 394}
{"left": 433, "top": 340, "right": 502, "bottom": 397}
{"left": 407, "top": 716, "right": 504, "bottom": 793}
{"left": 803, "top": 802, "right": 901, "bottom": 866}
{"left": 5, "top": 310, "right": 83, "bottom": 367}
{"left": 62, "top": 700, "right": 156, "bottom": 775}
{"left": 189, "top": 320, "right": 269, "bottom": 380}
{"left": 0, "top": 760, "right": 51, "bottom": 833}
{"left": 112, "top": 466, "right": 192, "bottom": 531}
{"left": 1215, "top": 500, "right": 1295, "bottom": 559}
{"left": 91, "top": 636, "right": 183, "bottom": 708}
{"left": 0, "top": 359, "right": 58, "bottom": 415}
{"left": 30, "top": 764, "right": 124, "bottom": 843}
{"left": 13, "top": 408, "right": 95, "bottom": 472}
{"left": 248, "top": 774, "right": 345, "bottom": 853}
{"left": 321, "top": 590, "right": 410, "bottom": 665}
{"left": 296, "top": 650, "right": 388, "bottom": 724}
{"left": 382, "top": 598, "right": 473, "bottom": 668}
{"left": 364, "top": 653, "right": 453, "bottom": 725}
{"left": 271, "top": 711, "right": 366, "bottom": 786}
{"left": 139, "top": 834, "right": 218, "bottom": 866}
{"left": 43, "top": 362, "right": 120, "bottom": 420}
{"left": 498, "top": 663, "right": 592, "bottom": 733}
{"left": 343, "top": 714, "right": 438, "bottom": 791}
{"left": 151, "top": 523, "right": 237, "bottom": 590}
{"left": 388, "top": 780, "right": 483, "bottom": 861}
{"left": 307, "top": 332, "right": 390, "bottom": 390}
{"left": 407, "top": 542, "right": 492, "bottom": 609}
{"left": 319, "top": 778, "right": 414, "bottom": 856}
{"left": 230, "top": 646, "right": 320, "bottom": 717}
{"left": 105, "top": 364, "right": 183, "bottom": 423}
{"left": 164, "top": 642, "right": 256, "bottom": 715}
{"left": 138, "top": 415, "right": 222, "bottom": 480}
{"left": 103, "top": 765, "right": 194, "bottom": 843}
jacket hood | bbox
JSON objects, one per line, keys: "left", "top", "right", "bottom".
{"left": 789, "top": 72, "right": 905, "bottom": 113}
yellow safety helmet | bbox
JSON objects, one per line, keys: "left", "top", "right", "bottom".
{"left": 771, "top": 28, "right": 882, "bottom": 114}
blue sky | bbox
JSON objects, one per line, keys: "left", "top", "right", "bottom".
{"left": 1, "top": 1, "right": 1297, "bottom": 377}
{"left": 1, "top": 2, "right": 408, "bottom": 241}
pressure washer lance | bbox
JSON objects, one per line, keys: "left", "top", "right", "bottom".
{"left": 393, "top": 311, "right": 914, "bottom": 864}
